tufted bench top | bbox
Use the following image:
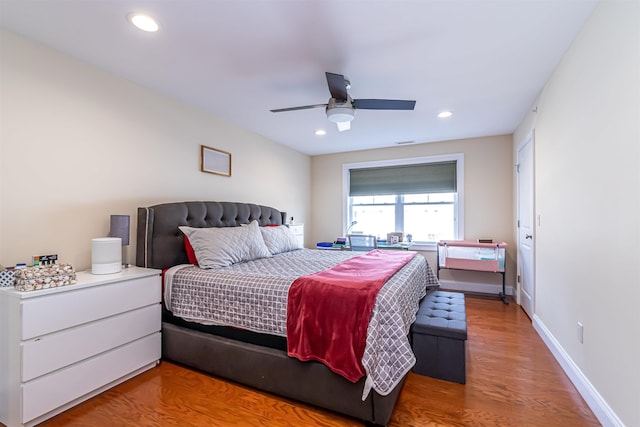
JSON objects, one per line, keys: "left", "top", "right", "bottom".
{"left": 413, "top": 290, "right": 467, "bottom": 340}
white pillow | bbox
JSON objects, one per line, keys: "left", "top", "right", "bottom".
{"left": 179, "top": 220, "right": 271, "bottom": 269}
{"left": 260, "top": 225, "right": 303, "bottom": 255}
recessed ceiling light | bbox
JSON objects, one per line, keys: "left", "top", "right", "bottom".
{"left": 129, "top": 13, "right": 159, "bottom": 32}
{"left": 315, "top": 129, "right": 326, "bottom": 136}
{"left": 437, "top": 111, "right": 453, "bottom": 118}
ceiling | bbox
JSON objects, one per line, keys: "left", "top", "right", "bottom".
{"left": 0, "top": 0, "right": 598, "bottom": 156}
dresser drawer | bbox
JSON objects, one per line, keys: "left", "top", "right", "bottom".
{"left": 22, "top": 304, "right": 160, "bottom": 382}
{"left": 21, "top": 275, "right": 160, "bottom": 340}
{"left": 22, "top": 332, "right": 161, "bottom": 423}
{"left": 288, "top": 224, "right": 304, "bottom": 234}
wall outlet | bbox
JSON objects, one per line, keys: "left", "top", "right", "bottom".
{"left": 577, "top": 322, "right": 584, "bottom": 344}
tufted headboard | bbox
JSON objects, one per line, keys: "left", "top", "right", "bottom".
{"left": 136, "top": 201, "right": 287, "bottom": 270}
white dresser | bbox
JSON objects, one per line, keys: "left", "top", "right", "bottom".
{"left": 289, "top": 223, "right": 305, "bottom": 248}
{"left": 0, "top": 267, "right": 162, "bottom": 427}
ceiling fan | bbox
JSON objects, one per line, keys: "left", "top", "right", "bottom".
{"left": 270, "top": 72, "right": 416, "bottom": 132}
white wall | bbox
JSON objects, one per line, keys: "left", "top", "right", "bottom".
{"left": 310, "top": 135, "right": 515, "bottom": 290}
{"left": 514, "top": 1, "right": 640, "bottom": 425}
{"left": 0, "top": 30, "right": 310, "bottom": 270}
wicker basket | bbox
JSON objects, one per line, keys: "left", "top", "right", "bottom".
{"left": 14, "top": 264, "right": 76, "bottom": 291}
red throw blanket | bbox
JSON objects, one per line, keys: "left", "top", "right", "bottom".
{"left": 286, "top": 249, "right": 417, "bottom": 382}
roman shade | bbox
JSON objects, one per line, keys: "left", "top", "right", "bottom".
{"left": 349, "top": 161, "right": 457, "bottom": 196}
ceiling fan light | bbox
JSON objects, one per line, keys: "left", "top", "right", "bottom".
{"left": 327, "top": 107, "right": 354, "bottom": 124}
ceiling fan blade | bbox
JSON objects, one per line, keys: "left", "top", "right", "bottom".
{"left": 353, "top": 99, "right": 416, "bottom": 110}
{"left": 270, "top": 104, "right": 327, "bottom": 113}
{"left": 325, "top": 72, "right": 348, "bottom": 102}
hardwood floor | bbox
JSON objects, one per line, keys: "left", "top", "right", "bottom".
{"left": 38, "top": 296, "right": 600, "bottom": 427}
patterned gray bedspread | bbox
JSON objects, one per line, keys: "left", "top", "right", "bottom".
{"left": 164, "top": 248, "right": 439, "bottom": 398}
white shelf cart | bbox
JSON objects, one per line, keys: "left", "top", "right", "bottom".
{"left": 437, "top": 240, "right": 508, "bottom": 304}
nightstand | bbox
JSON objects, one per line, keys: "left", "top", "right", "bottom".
{"left": 0, "top": 266, "right": 162, "bottom": 427}
{"left": 289, "top": 223, "right": 304, "bottom": 248}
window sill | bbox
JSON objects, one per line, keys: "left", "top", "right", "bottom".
{"left": 408, "top": 242, "right": 437, "bottom": 252}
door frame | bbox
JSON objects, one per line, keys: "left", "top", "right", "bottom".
{"left": 516, "top": 131, "right": 535, "bottom": 314}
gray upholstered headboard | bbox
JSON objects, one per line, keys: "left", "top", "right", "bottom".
{"left": 136, "top": 201, "right": 287, "bottom": 270}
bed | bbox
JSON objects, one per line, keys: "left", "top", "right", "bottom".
{"left": 135, "top": 201, "right": 439, "bottom": 426}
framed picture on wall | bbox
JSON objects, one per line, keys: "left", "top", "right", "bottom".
{"left": 201, "top": 145, "right": 231, "bottom": 177}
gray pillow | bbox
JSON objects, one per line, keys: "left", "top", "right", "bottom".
{"left": 179, "top": 220, "right": 271, "bottom": 269}
{"left": 260, "top": 225, "right": 302, "bottom": 255}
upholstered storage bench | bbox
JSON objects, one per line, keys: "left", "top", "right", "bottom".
{"left": 411, "top": 290, "right": 467, "bottom": 384}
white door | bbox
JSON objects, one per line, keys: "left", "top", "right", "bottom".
{"left": 517, "top": 132, "right": 535, "bottom": 318}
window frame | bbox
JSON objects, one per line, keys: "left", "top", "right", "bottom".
{"left": 342, "top": 153, "right": 464, "bottom": 251}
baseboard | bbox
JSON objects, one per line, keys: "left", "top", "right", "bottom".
{"left": 532, "top": 315, "right": 624, "bottom": 427}
{"left": 437, "top": 279, "right": 514, "bottom": 296}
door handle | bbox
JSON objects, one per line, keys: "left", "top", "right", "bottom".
{"left": 525, "top": 234, "right": 532, "bottom": 240}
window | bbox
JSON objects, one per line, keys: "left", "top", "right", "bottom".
{"left": 343, "top": 154, "right": 464, "bottom": 249}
